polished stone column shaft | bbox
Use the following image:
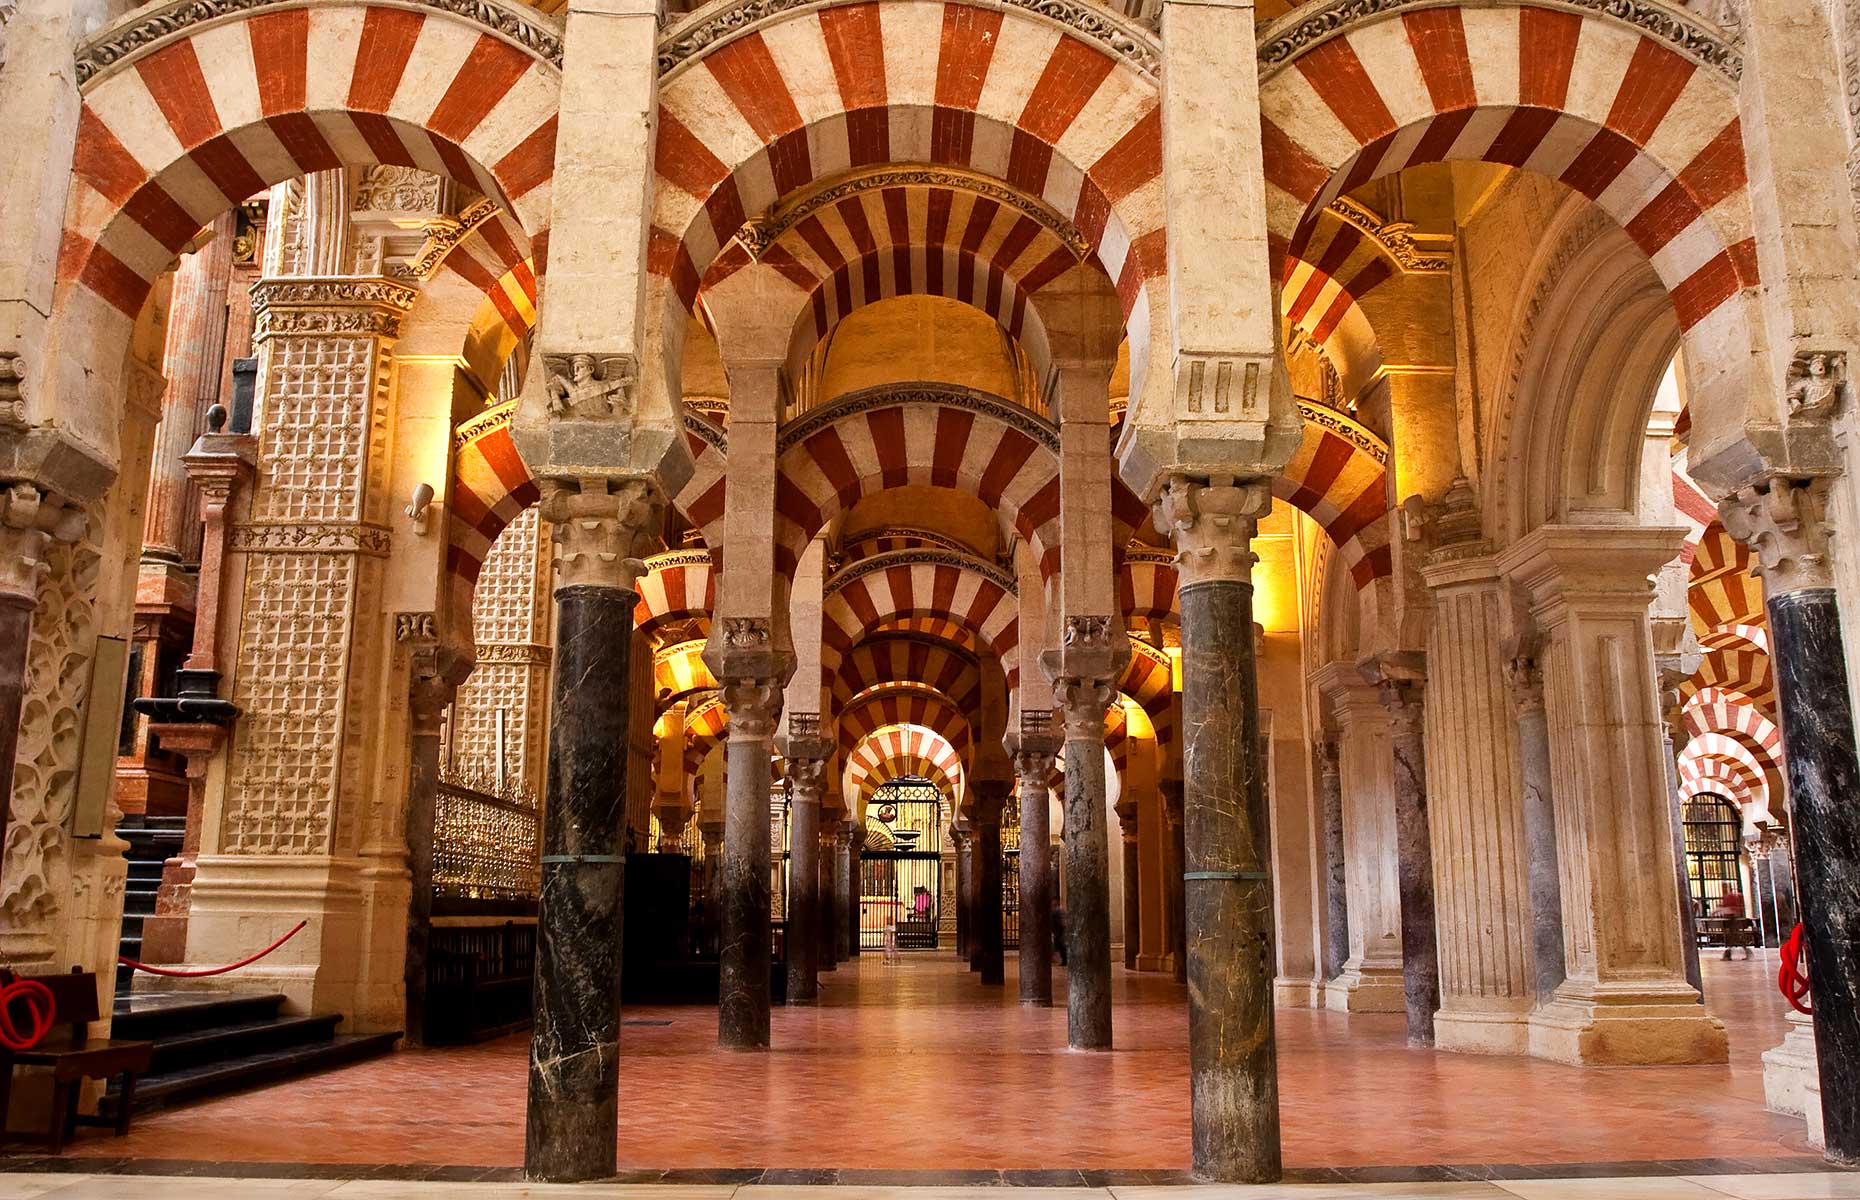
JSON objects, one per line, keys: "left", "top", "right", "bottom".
{"left": 719, "top": 679, "right": 782, "bottom": 1047}
{"left": 1015, "top": 744, "right": 1057, "bottom": 1004}
{"left": 1058, "top": 678, "right": 1117, "bottom": 1049}
{"left": 973, "top": 787, "right": 1007, "bottom": 985}
{"left": 818, "top": 829, "right": 837, "bottom": 971}
{"left": 839, "top": 823, "right": 859, "bottom": 959}
{"left": 1119, "top": 801, "right": 1141, "bottom": 970}
{"left": 1724, "top": 479, "right": 1860, "bottom": 1163}
{"left": 1506, "top": 653, "right": 1567, "bottom": 1002}
{"left": 403, "top": 656, "right": 451, "bottom": 1047}
{"left": 1158, "top": 475, "right": 1281, "bottom": 1183}
{"left": 1163, "top": 780, "right": 1187, "bottom": 985}
{"left": 1380, "top": 680, "right": 1440, "bottom": 1046}
{"left": 526, "top": 581, "right": 634, "bottom": 1181}
{"left": 1316, "top": 741, "right": 1349, "bottom": 981}
{"left": 1660, "top": 710, "right": 1705, "bottom": 997}
{"left": 783, "top": 760, "right": 824, "bottom": 1003}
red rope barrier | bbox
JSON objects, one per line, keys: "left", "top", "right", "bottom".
{"left": 117, "top": 920, "right": 308, "bottom": 979}
{"left": 0, "top": 978, "right": 55, "bottom": 1052}
{"left": 1779, "top": 922, "right": 1813, "bottom": 1015}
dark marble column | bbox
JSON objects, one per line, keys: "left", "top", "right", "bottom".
{"left": 1162, "top": 779, "right": 1187, "bottom": 986}
{"left": 1659, "top": 698, "right": 1705, "bottom": 997}
{"left": 1722, "top": 478, "right": 1860, "bottom": 1164}
{"left": 1013, "top": 732, "right": 1058, "bottom": 1004}
{"left": 1379, "top": 678, "right": 1440, "bottom": 1047}
{"left": 524, "top": 479, "right": 660, "bottom": 1182}
{"left": 955, "top": 823, "right": 978, "bottom": 969}
{"left": 1316, "top": 739, "right": 1350, "bottom": 981}
{"left": 840, "top": 822, "right": 860, "bottom": 959}
{"left": 403, "top": 651, "right": 454, "bottom": 1047}
{"left": 716, "top": 676, "right": 783, "bottom": 1047}
{"left": 1504, "top": 651, "right": 1566, "bottom": 1003}
{"left": 781, "top": 739, "right": 827, "bottom": 1004}
{"left": 818, "top": 827, "right": 838, "bottom": 971}
{"left": 1055, "top": 670, "right": 1118, "bottom": 1049}
{"left": 1118, "top": 800, "right": 1141, "bottom": 969}
{"left": 1156, "top": 475, "right": 1280, "bottom": 1183}
{"left": 973, "top": 785, "right": 1008, "bottom": 985}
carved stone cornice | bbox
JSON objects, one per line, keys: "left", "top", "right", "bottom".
{"left": 825, "top": 546, "right": 1017, "bottom": 598}
{"left": 1294, "top": 400, "right": 1389, "bottom": 465}
{"left": 454, "top": 400, "right": 517, "bottom": 452}
{"left": 658, "top": 0, "right": 1158, "bottom": 81}
{"left": 780, "top": 382, "right": 1057, "bottom": 455}
{"left": 1154, "top": 474, "right": 1272, "bottom": 587}
{"left": 736, "top": 164, "right": 1090, "bottom": 261}
{"left": 1257, "top": 0, "right": 1741, "bottom": 83}
{"left": 408, "top": 198, "right": 500, "bottom": 281}
{"left": 644, "top": 547, "right": 717, "bottom": 574}
{"left": 1718, "top": 476, "right": 1835, "bottom": 596}
{"left": 75, "top": 0, "right": 563, "bottom": 88}
{"left": 1326, "top": 197, "right": 1452, "bottom": 273}
{"left": 0, "top": 482, "right": 86, "bottom": 604}
{"left": 251, "top": 276, "right": 419, "bottom": 342}
{"left": 537, "top": 476, "right": 665, "bottom": 591}
{"left": 229, "top": 521, "right": 392, "bottom": 556}
{"left": 474, "top": 641, "right": 553, "bottom": 665}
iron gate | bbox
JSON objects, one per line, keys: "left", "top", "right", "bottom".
{"left": 859, "top": 778, "right": 944, "bottom": 949}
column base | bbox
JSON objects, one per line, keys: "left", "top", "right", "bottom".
{"left": 1763, "top": 1012, "right": 1826, "bottom": 1150}
{"left": 1527, "top": 981, "right": 1727, "bottom": 1065}
{"left": 1435, "top": 1000, "right": 1533, "bottom": 1054}
{"left": 1324, "top": 962, "right": 1405, "bottom": 1012}
{"left": 1274, "top": 976, "right": 1321, "bottom": 1008}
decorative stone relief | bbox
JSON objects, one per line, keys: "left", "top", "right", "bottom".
{"left": 720, "top": 678, "right": 783, "bottom": 742}
{"left": 1063, "top": 615, "right": 1114, "bottom": 650}
{"left": 1, "top": 500, "right": 100, "bottom": 922}
{"left": 1719, "top": 476, "right": 1836, "bottom": 595}
{"left": 0, "top": 483, "right": 87, "bottom": 603}
{"left": 545, "top": 354, "right": 637, "bottom": 420}
{"left": 0, "top": 350, "right": 26, "bottom": 428}
{"left": 1784, "top": 352, "right": 1847, "bottom": 419}
{"left": 1327, "top": 197, "right": 1452, "bottom": 273}
{"left": 722, "top": 616, "right": 772, "bottom": 649}
{"left": 395, "top": 612, "right": 438, "bottom": 642}
{"left": 353, "top": 166, "right": 446, "bottom": 215}
{"left": 537, "top": 476, "right": 664, "bottom": 591}
{"left": 408, "top": 198, "right": 500, "bottom": 280}
{"left": 1154, "top": 474, "right": 1271, "bottom": 587}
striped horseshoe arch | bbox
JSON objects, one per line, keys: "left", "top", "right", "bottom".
{"left": 838, "top": 685, "right": 974, "bottom": 761}
{"left": 653, "top": 639, "right": 717, "bottom": 712}
{"left": 1691, "top": 623, "right": 1775, "bottom": 714}
{"left": 1677, "top": 731, "right": 1771, "bottom": 819}
{"left": 425, "top": 205, "right": 544, "bottom": 352}
{"left": 648, "top": 0, "right": 1169, "bottom": 402}
{"left": 682, "top": 694, "right": 729, "bottom": 780}
{"left": 832, "top": 635, "right": 983, "bottom": 717}
{"left": 635, "top": 549, "right": 719, "bottom": 642}
{"left": 1683, "top": 686, "right": 1783, "bottom": 767}
{"left": 1121, "top": 547, "right": 1180, "bottom": 623}
{"left": 1257, "top": 2, "right": 1757, "bottom": 362}
{"left": 821, "top": 549, "right": 1021, "bottom": 691}
{"left": 1277, "top": 402, "right": 1393, "bottom": 587}
{"left": 63, "top": 0, "right": 560, "bottom": 328}
{"left": 1120, "top": 640, "right": 1176, "bottom": 750}
{"left": 843, "top": 724, "right": 966, "bottom": 813}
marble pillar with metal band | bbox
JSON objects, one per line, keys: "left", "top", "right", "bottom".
{"left": 1161, "top": 779, "right": 1188, "bottom": 986}
{"left": 1503, "top": 649, "right": 1566, "bottom": 1005}
{"left": 404, "top": 642, "right": 462, "bottom": 1047}
{"left": 526, "top": 477, "right": 662, "bottom": 1183}
{"left": 1054, "top": 667, "right": 1119, "bottom": 1049}
{"left": 1316, "top": 739, "right": 1349, "bottom": 982}
{"left": 1155, "top": 474, "right": 1281, "bottom": 1184}
{"left": 972, "top": 784, "right": 1009, "bottom": 986}
{"left": 780, "top": 720, "right": 831, "bottom": 1005}
{"left": 1375, "top": 675, "right": 1440, "bottom": 1047}
{"left": 1721, "top": 477, "right": 1860, "bottom": 1164}
{"left": 713, "top": 671, "right": 784, "bottom": 1047}
{"left": 1013, "top": 726, "right": 1059, "bottom": 1005}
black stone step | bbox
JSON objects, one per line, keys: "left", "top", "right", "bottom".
{"left": 144, "top": 1012, "right": 344, "bottom": 1074}
{"left": 100, "top": 1031, "right": 401, "bottom": 1117}
{"left": 111, "top": 991, "right": 287, "bottom": 1040}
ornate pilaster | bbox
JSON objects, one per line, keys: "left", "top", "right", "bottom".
{"left": 1012, "top": 719, "right": 1059, "bottom": 1005}
{"left": 780, "top": 716, "right": 831, "bottom": 1005}
{"left": 524, "top": 474, "right": 662, "bottom": 1183}
{"left": 1722, "top": 476, "right": 1860, "bottom": 1162}
{"left": 1502, "top": 642, "right": 1567, "bottom": 1006}
{"left": 1153, "top": 472, "right": 1281, "bottom": 1183}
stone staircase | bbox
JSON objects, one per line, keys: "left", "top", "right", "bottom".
{"left": 112, "top": 816, "right": 185, "bottom": 993}
{"left": 101, "top": 991, "right": 400, "bottom": 1118}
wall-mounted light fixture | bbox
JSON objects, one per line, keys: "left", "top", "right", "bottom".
{"left": 405, "top": 482, "right": 435, "bottom": 535}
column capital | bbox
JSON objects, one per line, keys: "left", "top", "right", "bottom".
{"left": 719, "top": 677, "right": 784, "bottom": 743}
{"left": 1503, "top": 653, "right": 1547, "bottom": 717}
{"left": 0, "top": 481, "right": 86, "bottom": 606}
{"left": 1153, "top": 473, "right": 1271, "bottom": 587}
{"left": 1495, "top": 524, "right": 1686, "bottom": 621}
{"left": 1315, "top": 735, "right": 1341, "bottom": 779}
{"left": 783, "top": 753, "right": 828, "bottom": 803}
{"left": 538, "top": 475, "right": 665, "bottom": 591}
{"left": 1053, "top": 676, "right": 1117, "bottom": 742}
{"left": 1012, "top": 739, "right": 1058, "bottom": 787}
{"left": 1718, "top": 475, "right": 1835, "bottom": 595}
{"left": 1375, "top": 678, "right": 1426, "bottom": 739}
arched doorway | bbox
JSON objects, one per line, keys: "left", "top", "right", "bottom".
{"left": 1682, "top": 794, "right": 1746, "bottom": 916}
{"left": 859, "top": 777, "right": 945, "bottom": 951}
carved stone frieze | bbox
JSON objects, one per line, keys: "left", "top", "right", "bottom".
{"left": 353, "top": 165, "right": 445, "bottom": 215}
{"left": 780, "top": 382, "right": 1057, "bottom": 454}
{"left": 1784, "top": 351, "right": 1848, "bottom": 420}
{"left": 1257, "top": 0, "right": 1741, "bottom": 83}
{"left": 1719, "top": 476, "right": 1836, "bottom": 595}
{"left": 1295, "top": 400, "right": 1390, "bottom": 465}
{"left": 74, "top": 0, "right": 563, "bottom": 87}
{"left": 658, "top": 0, "right": 1158, "bottom": 80}
{"left": 251, "top": 276, "right": 419, "bottom": 342}
{"left": 545, "top": 353, "right": 638, "bottom": 421}
{"left": 453, "top": 400, "right": 517, "bottom": 452}
{"left": 473, "top": 641, "right": 553, "bottom": 665}
{"left": 1154, "top": 473, "right": 1272, "bottom": 587}
{"left": 230, "top": 521, "right": 393, "bottom": 556}
{"left": 537, "top": 476, "right": 665, "bottom": 591}
{"left": 1326, "top": 197, "right": 1452, "bottom": 273}
{"left": 408, "top": 198, "right": 500, "bottom": 280}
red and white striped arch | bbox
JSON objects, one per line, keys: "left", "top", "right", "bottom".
{"left": 1671, "top": 459, "right": 1716, "bottom": 567}
{"left": 682, "top": 694, "right": 729, "bottom": 780}
{"left": 839, "top": 686, "right": 973, "bottom": 761}
{"left": 832, "top": 636, "right": 983, "bottom": 716}
{"left": 653, "top": 639, "right": 716, "bottom": 711}
{"left": 1691, "top": 623, "right": 1775, "bottom": 714}
{"left": 821, "top": 551, "right": 1020, "bottom": 690}
{"left": 776, "top": 387, "right": 1064, "bottom": 578}
{"left": 1276, "top": 403, "right": 1393, "bottom": 587}
{"left": 843, "top": 723, "right": 966, "bottom": 812}
{"left": 1683, "top": 686, "right": 1782, "bottom": 765}
{"left": 1687, "top": 523, "right": 1764, "bottom": 634}
{"left": 674, "top": 412, "right": 734, "bottom": 557}
{"left": 63, "top": 2, "right": 558, "bottom": 325}
{"left": 431, "top": 208, "right": 543, "bottom": 347}
{"left": 635, "top": 549, "right": 718, "bottom": 641}
{"left": 1259, "top": 5, "right": 1756, "bottom": 349}
{"left": 1280, "top": 211, "right": 1398, "bottom": 396}
{"left": 1121, "top": 549, "right": 1180, "bottom": 622}
{"left": 1120, "top": 641, "right": 1175, "bottom": 749}
{"left": 447, "top": 402, "right": 535, "bottom": 585}
{"left": 1677, "top": 731, "right": 1771, "bottom": 822}
{"left": 649, "top": 0, "right": 1168, "bottom": 400}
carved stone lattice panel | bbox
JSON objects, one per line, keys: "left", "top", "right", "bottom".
{"left": 448, "top": 506, "right": 551, "bottom": 793}
{"left": 250, "top": 336, "right": 375, "bottom": 524}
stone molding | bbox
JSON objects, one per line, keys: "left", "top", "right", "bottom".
{"left": 1154, "top": 473, "right": 1271, "bottom": 587}
{"left": 644, "top": 547, "right": 716, "bottom": 573}
{"left": 408, "top": 198, "right": 501, "bottom": 280}
{"left": 1719, "top": 476, "right": 1835, "bottom": 595}
{"left": 1296, "top": 400, "right": 1389, "bottom": 465}
{"left": 1326, "top": 197, "right": 1451, "bottom": 273}
{"left": 684, "top": 409, "right": 728, "bottom": 454}
{"left": 74, "top": 0, "right": 563, "bottom": 88}
{"left": 658, "top": 0, "right": 1159, "bottom": 81}
{"left": 251, "top": 277, "right": 419, "bottom": 342}
{"left": 453, "top": 400, "right": 517, "bottom": 451}
{"left": 472, "top": 640, "right": 552, "bottom": 665}
{"left": 825, "top": 546, "right": 1017, "bottom": 598}
{"left": 536, "top": 476, "right": 665, "bottom": 591}
{"left": 0, "top": 483, "right": 86, "bottom": 604}
{"left": 736, "top": 164, "right": 1091, "bottom": 261}
{"left": 1256, "top": 0, "right": 1741, "bottom": 84}
{"left": 228, "top": 521, "right": 392, "bottom": 556}
{"left": 780, "top": 382, "right": 1057, "bottom": 455}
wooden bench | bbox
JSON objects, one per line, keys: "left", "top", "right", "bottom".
{"left": 1696, "top": 916, "right": 1760, "bottom": 956}
{"left": 0, "top": 968, "right": 153, "bottom": 1153}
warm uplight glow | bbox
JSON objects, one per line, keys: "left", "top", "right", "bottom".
{"left": 1166, "top": 646, "right": 1183, "bottom": 693}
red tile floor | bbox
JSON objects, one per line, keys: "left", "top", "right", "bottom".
{"left": 76, "top": 954, "right": 1810, "bottom": 1171}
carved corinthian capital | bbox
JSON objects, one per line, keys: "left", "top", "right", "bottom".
{"left": 783, "top": 753, "right": 829, "bottom": 803}
{"left": 537, "top": 476, "right": 665, "bottom": 591}
{"left": 1154, "top": 473, "right": 1273, "bottom": 587}
{"left": 1053, "top": 676, "right": 1118, "bottom": 743}
{"left": 0, "top": 482, "right": 87, "bottom": 605}
{"left": 1718, "top": 476, "right": 1835, "bottom": 596}
{"left": 720, "top": 678, "right": 784, "bottom": 743}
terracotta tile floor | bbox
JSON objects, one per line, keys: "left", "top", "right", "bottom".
{"left": 73, "top": 955, "right": 1810, "bottom": 1171}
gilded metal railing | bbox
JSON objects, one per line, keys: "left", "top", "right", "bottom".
{"left": 433, "top": 769, "right": 540, "bottom": 901}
